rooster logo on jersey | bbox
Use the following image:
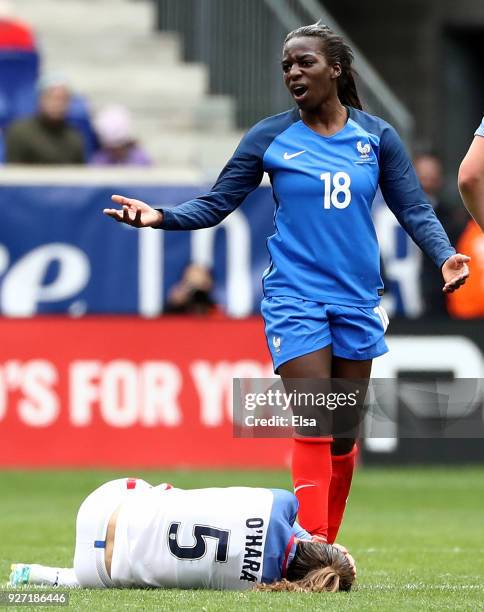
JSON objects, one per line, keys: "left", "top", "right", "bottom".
{"left": 357, "top": 141, "right": 371, "bottom": 160}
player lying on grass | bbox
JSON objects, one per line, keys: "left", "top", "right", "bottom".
{"left": 10, "top": 478, "right": 355, "bottom": 593}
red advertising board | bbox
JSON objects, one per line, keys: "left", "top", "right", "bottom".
{"left": 0, "top": 317, "right": 290, "bottom": 468}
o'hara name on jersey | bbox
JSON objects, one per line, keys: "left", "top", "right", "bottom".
{"left": 239, "top": 517, "right": 264, "bottom": 582}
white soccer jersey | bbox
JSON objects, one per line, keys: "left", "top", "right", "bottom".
{"left": 110, "top": 486, "right": 276, "bottom": 590}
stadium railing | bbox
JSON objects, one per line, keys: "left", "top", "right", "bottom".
{"left": 154, "top": 0, "right": 414, "bottom": 143}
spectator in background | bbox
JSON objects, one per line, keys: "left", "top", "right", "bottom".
{"left": 415, "top": 153, "right": 468, "bottom": 316}
{"left": 5, "top": 73, "right": 85, "bottom": 164}
{"left": 164, "top": 263, "right": 220, "bottom": 316}
{"left": 91, "top": 105, "right": 151, "bottom": 167}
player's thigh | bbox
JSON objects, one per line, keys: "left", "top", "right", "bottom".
{"left": 278, "top": 346, "right": 333, "bottom": 378}
{"left": 328, "top": 304, "right": 388, "bottom": 454}
{"left": 279, "top": 347, "right": 334, "bottom": 438}
{"left": 331, "top": 356, "right": 372, "bottom": 379}
{"left": 261, "top": 297, "right": 333, "bottom": 435}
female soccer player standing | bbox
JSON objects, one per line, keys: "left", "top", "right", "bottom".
{"left": 104, "top": 24, "right": 469, "bottom": 544}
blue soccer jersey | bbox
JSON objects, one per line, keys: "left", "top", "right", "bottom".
{"left": 476, "top": 117, "right": 484, "bottom": 137}
{"left": 159, "top": 107, "right": 455, "bottom": 307}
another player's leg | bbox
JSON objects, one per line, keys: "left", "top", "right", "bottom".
{"left": 8, "top": 479, "right": 146, "bottom": 590}
{"left": 280, "top": 347, "right": 333, "bottom": 542}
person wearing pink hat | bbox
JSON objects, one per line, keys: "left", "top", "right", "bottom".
{"left": 91, "top": 105, "right": 151, "bottom": 167}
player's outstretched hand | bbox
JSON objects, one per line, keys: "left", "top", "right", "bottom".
{"left": 103, "top": 195, "right": 164, "bottom": 228}
{"left": 441, "top": 253, "right": 470, "bottom": 293}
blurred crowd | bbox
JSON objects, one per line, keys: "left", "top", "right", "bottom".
{"left": 0, "top": 3, "right": 151, "bottom": 166}
{"left": 164, "top": 263, "right": 222, "bottom": 317}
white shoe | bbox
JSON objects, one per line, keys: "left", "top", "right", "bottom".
{"left": 9, "top": 563, "right": 63, "bottom": 587}
{"left": 9, "top": 563, "right": 32, "bottom": 586}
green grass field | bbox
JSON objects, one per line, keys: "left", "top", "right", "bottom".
{"left": 1, "top": 467, "right": 483, "bottom": 611}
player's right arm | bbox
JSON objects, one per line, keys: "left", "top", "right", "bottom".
{"left": 458, "top": 118, "right": 484, "bottom": 232}
{"left": 103, "top": 126, "right": 266, "bottom": 230}
{"left": 103, "top": 195, "right": 164, "bottom": 227}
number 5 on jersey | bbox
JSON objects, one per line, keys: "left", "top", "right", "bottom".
{"left": 168, "top": 522, "right": 230, "bottom": 562}
{"left": 321, "top": 171, "right": 352, "bottom": 209}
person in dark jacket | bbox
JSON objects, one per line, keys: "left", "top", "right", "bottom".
{"left": 5, "top": 73, "right": 85, "bottom": 164}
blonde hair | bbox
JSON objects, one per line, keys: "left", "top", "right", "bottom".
{"left": 255, "top": 542, "right": 354, "bottom": 593}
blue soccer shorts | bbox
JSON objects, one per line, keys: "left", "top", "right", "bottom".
{"left": 261, "top": 296, "right": 389, "bottom": 372}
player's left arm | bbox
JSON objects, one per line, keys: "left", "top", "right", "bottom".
{"left": 378, "top": 125, "right": 469, "bottom": 293}
{"left": 458, "top": 132, "right": 484, "bottom": 232}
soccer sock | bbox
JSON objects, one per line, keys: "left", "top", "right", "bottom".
{"left": 56, "top": 568, "right": 80, "bottom": 588}
{"left": 29, "top": 565, "right": 80, "bottom": 587}
{"left": 291, "top": 437, "right": 332, "bottom": 540}
{"left": 327, "top": 444, "right": 358, "bottom": 544}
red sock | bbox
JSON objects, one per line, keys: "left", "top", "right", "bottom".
{"left": 291, "top": 437, "right": 332, "bottom": 540}
{"left": 327, "top": 444, "right": 358, "bottom": 544}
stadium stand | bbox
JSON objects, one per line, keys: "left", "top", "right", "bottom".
{"left": 0, "top": 49, "right": 38, "bottom": 129}
{"left": 0, "top": 1, "right": 38, "bottom": 139}
{"left": 14, "top": 0, "right": 243, "bottom": 173}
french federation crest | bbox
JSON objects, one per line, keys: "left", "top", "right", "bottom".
{"left": 272, "top": 336, "right": 281, "bottom": 353}
{"left": 357, "top": 141, "right": 371, "bottom": 160}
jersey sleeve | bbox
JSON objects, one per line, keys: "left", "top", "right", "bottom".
{"left": 378, "top": 125, "right": 456, "bottom": 268}
{"left": 475, "top": 117, "right": 484, "bottom": 137}
{"left": 260, "top": 489, "right": 299, "bottom": 583}
{"left": 157, "top": 126, "right": 265, "bottom": 231}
